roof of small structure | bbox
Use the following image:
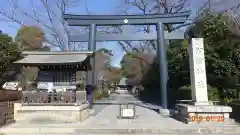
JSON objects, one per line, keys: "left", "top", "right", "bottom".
{"left": 14, "top": 51, "right": 93, "bottom": 65}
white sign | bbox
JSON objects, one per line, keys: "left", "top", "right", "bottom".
{"left": 47, "top": 83, "right": 53, "bottom": 92}
{"left": 2, "top": 82, "right": 19, "bottom": 90}
{"left": 37, "top": 82, "right": 49, "bottom": 89}
{"left": 189, "top": 38, "right": 208, "bottom": 103}
{"left": 121, "top": 108, "right": 134, "bottom": 117}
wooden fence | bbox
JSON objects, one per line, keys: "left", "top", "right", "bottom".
{"left": 0, "top": 101, "right": 14, "bottom": 126}
{"left": 0, "top": 90, "right": 22, "bottom": 102}
{"left": 0, "top": 89, "right": 21, "bottom": 126}
{"left": 21, "top": 90, "right": 86, "bottom": 104}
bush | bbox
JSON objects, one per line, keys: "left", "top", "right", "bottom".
{"left": 207, "top": 85, "right": 220, "bottom": 101}
{"left": 175, "top": 85, "right": 191, "bottom": 100}
{"left": 102, "top": 89, "right": 109, "bottom": 98}
{"left": 93, "top": 90, "right": 101, "bottom": 100}
{"left": 175, "top": 85, "right": 221, "bottom": 101}
{"left": 93, "top": 89, "right": 109, "bottom": 100}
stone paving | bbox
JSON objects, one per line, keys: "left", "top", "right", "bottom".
{"left": 92, "top": 93, "right": 118, "bottom": 116}
{"left": 76, "top": 99, "right": 240, "bottom": 134}
{"left": 1, "top": 93, "right": 240, "bottom": 135}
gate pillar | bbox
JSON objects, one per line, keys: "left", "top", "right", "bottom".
{"left": 156, "top": 22, "right": 169, "bottom": 115}
{"left": 86, "top": 23, "right": 97, "bottom": 109}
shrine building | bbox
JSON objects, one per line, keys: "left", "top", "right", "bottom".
{"left": 14, "top": 51, "right": 93, "bottom": 91}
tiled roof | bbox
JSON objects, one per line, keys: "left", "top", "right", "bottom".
{"left": 14, "top": 51, "right": 93, "bottom": 65}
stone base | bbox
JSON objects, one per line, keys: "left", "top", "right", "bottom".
{"left": 174, "top": 104, "right": 234, "bottom": 124}
{"left": 14, "top": 103, "right": 90, "bottom": 123}
{"left": 190, "top": 101, "right": 213, "bottom": 106}
{"left": 159, "top": 108, "right": 171, "bottom": 116}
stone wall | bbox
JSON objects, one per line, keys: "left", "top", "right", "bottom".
{"left": 15, "top": 103, "right": 90, "bottom": 123}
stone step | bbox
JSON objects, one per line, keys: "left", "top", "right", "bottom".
{"left": 2, "top": 133, "right": 240, "bottom": 135}
{"left": 1, "top": 126, "right": 240, "bottom": 134}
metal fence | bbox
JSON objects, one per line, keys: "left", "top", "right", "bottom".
{"left": 21, "top": 90, "right": 86, "bottom": 104}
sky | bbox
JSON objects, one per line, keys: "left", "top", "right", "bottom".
{"left": 0, "top": 0, "right": 235, "bottom": 67}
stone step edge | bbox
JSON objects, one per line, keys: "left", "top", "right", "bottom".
{"left": 1, "top": 133, "right": 158, "bottom": 135}
{"left": 1, "top": 127, "right": 240, "bottom": 134}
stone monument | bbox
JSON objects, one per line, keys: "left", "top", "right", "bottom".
{"left": 175, "top": 38, "right": 233, "bottom": 124}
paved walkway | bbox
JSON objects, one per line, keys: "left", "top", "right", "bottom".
{"left": 92, "top": 93, "right": 118, "bottom": 116}
{"left": 79, "top": 94, "right": 239, "bottom": 128}
{"left": 1, "top": 93, "right": 240, "bottom": 135}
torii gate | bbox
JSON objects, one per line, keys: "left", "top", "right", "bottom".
{"left": 63, "top": 11, "right": 190, "bottom": 114}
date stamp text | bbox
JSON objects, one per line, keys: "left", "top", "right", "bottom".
{"left": 188, "top": 115, "right": 224, "bottom": 122}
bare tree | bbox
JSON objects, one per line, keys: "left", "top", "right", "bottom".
{"left": 0, "top": 0, "right": 86, "bottom": 51}
{"left": 115, "top": 0, "right": 240, "bottom": 53}
{"left": 112, "top": 0, "right": 191, "bottom": 53}
{"left": 198, "top": 0, "right": 240, "bottom": 15}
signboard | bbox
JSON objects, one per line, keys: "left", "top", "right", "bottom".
{"left": 119, "top": 104, "right": 136, "bottom": 119}
{"left": 121, "top": 108, "right": 134, "bottom": 117}
{"left": 37, "top": 82, "right": 49, "bottom": 89}
{"left": 48, "top": 83, "right": 53, "bottom": 92}
{"left": 2, "top": 82, "right": 19, "bottom": 90}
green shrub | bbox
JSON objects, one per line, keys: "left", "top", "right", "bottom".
{"left": 93, "top": 89, "right": 109, "bottom": 100}
{"left": 207, "top": 85, "right": 220, "bottom": 101}
{"left": 175, "top": 85, "right": 191, "bottom": 100}
{"left": 175, "top": 85, "right": 221, "bottom": 101}
{"left": 93, "top": 89, "right": 102, "bottom": 100}
{"left": 102, "top": 89, "right": 109, "bottom": 98}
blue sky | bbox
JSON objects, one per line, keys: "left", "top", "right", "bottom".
{"left": 0, "top": 0, "right": 211, "bottom": 67}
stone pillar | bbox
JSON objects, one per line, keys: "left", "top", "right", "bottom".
{"left": 174, "top": 38, "right": 233, "bottom": 124}
{"left": 188, "top": 38, "right": 210, "bottom": 105}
